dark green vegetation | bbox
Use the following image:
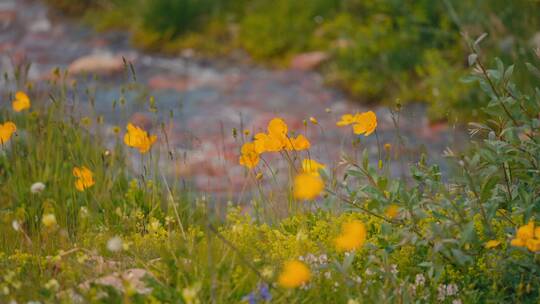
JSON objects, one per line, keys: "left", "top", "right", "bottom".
{"left": 46, "top": 0, "right": 540, "bottom": 120}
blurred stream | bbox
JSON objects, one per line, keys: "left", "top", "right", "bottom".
{"left": 0, "top": 0, "right": 469, "bottom": 196}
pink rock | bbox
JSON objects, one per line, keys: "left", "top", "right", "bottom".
{"left": 0, "top": 2, "right": 16, "bottom": 28}
{"left": 129, "top": 112, "right": 153, "bottom": 130}
{"left": 290, "top": 51, "right": 329, "bottom": 70}
{"left": 80, "top": 268, "right": 152, "bottom": 294}
{"left": 68, "top": 53, "right": 125, "bottom": 75}
{"left": 148, "top": 75, "right": 192, "bottom": 92}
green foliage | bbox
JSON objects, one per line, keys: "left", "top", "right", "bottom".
{"left": 2, "top": 33, "right": 540, "bottom": 303}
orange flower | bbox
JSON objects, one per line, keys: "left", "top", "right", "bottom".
{"left": 293, "top": 173, "right": 324, "bottom": 200}
{"left": 335, "top": 220, "right": 367, "bottom": 251}
{"left": 0, "top": 121, "right": 17, "bottom": 144}
{"left": 511, "top": 222, "right": 537, "bottom": 250}
{"left": 278, "top": 260, "right": 311, "bottom": 288}
{"left": 253, "top": 118, "right": 310, "bottom": 153}
{"left": 239, "top": 142, "right": 259, "bottom": 169}
{"left": 527, "top": 238, "right": 540, "bottom": 252}
{"left": 73, "top": 166, "right": 95, "bottom": 191}
{"left": 124, "top": 123, "right": 157, "bottom": 153}
{"left": 286, "top": 134, "right": 310, "bottom": 151}
{"left": 352, "top": 111, "right": 377, "bottom": 136}
{"left": 12, "top": 91, "right": 31, "bottom": 112}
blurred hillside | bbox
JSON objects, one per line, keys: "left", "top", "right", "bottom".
{"left": 46, "top": 0, "right": 540, "bottom": 121}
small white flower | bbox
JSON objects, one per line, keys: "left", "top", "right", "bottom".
{"left": 12, "top": 220, "right": 20, "bottom": 231}
{"left": 415, "top": 273, "right": 425, "bottom": 286}
{"left": 452, "top": 299, "right": 462, "bottom": 304}
{"left": 106, "top": 236, "right": 123, "bottom": 252}
{"left": 30, "top": 182, "right": 46, "bottom": 193}
{"left": 446, "top": 283, "right": 458, "bottom": 296}
{"left": 390, "top": 264, "right": 399, "bottom": 275}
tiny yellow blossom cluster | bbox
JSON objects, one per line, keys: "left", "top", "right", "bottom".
{"left": 511, "top": 222, "right": 540, "bottom": 252}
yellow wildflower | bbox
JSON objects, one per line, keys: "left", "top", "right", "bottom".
{"left": 239, "top": 142, "right": 259, "bottom": 169}
{"left": 517, "top": 222, "right": 535, "bottom": 240}
{"left": 124, "top": 123, "right": 157, "bottom": 153}
{"left": 511, "top": 222, "right": 535, "bottom": 249}
{"left": 484, "top": 240, "right": 501, "bottom": 249}
{"left": 336, "top": 114, "right": 356, "bottom": 126}
{"left": 309, "top": 116, "right": 318, "bottom": 125}
{"left": 73, "top": 166, "right": 95, "bottom": 191}
{"left": 12, "top": 91, "right": 31, "bottom": 112}
{"left": 353, "top": 111, "right": 377, "bottom": 136}
{"left": 286, "top": 134, "right": 311, "bottom": 151}
{"left": 293, "top": 173, "right": 324, "bottom": 200}
{"left": 302, "top": 159, "right": 325, "bottom": 176}
{"left": 335, "top": 220, "right": 367, "bottom": 252}
{"left": 0, "top": 121, "right": 17, "bottom": 144}
{"left": 278, "top": 260, "right": 311, "bottom": 288}
{"left": 527, "top": 238, "right": 540, "bottom": 252}
{"left": 511, "top": 238, "right": 526, "bottom": 247}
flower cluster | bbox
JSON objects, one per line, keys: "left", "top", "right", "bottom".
{"left": 336, "top": 111, "right": 377, "bottom": 136}
{"left": 239, "top": 118, "right": 310, "bottom": 170}
{"left": 511, "top": 221, "right": 540, "bottom": 252}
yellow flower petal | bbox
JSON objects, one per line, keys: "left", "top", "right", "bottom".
{"left": 267, "top": 118, "right": 288, "bottom": 137}
{"left": 73, "top": 166, "right": 95, "bottom": 191}
{"left": 293, "top": 173, "right": 324, "bottom": 200}
{"left": 517, "top": 222, "right": 535, "bottom": 240}
{"left": 511, "top": 238, "right": 526, "bottom": 247}
{"left": 287, "top": 134, "right": 310, "bottom": 151}
{"left": 336, "top": 114, "right": 356, "bottom": 126}
{"left": 484, "top": 240, "right": 501, "bottom": 249}
{"left": 0, "top": 121, "right": 17, "bottom": 144}
{"left": 12, "top": 91, "right": 31, "bottom": 112}
{"left": 124, "top": 123, "right": 157, "bottom": 154}
{"left": 527, "top": 238, "right": 540, "bottom": 252}
{"left": 352, "top": 111, "right": 377, "bottom": 136}
{"left": 239, "top": 142, "right": 259, "bottom": 169}
{"left": 302, "top": 159, "right": 325, "bottom": 176}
